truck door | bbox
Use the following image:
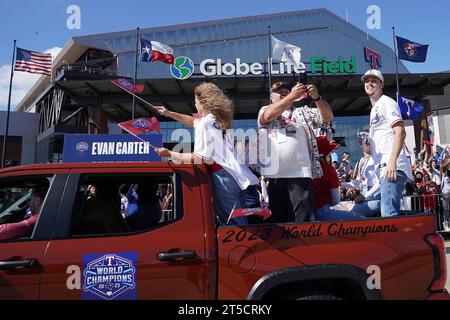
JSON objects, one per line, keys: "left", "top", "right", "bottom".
{"left": 0, "top": 174, "right": 66, "bottom": 299}
{"left": 40, "top": 167, "right": 208, "bottom": 300}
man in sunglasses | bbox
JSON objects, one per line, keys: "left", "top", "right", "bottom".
{"left": 257, "top": 81, "right": 333, "bottom": 223}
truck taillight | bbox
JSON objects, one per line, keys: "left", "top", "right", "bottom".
{"left": 426, "top": 233, "right": 447, "bottom": 292}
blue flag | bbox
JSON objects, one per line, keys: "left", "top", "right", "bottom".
{"left": 397, "top": 95, "right": 424, "bottom": 121}
{"left": 396, "top": 36, "right": 428, "bottom": 62}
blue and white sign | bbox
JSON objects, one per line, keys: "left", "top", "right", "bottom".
{"left": 63, "top": 134, "right": 162, "bottom": 163}
{"left": 82, "top": 252, "right": 137, "bottom": 300}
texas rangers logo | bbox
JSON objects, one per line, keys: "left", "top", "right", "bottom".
{"left": 118, "top": 78, "right": 134, "bottom": 91}
{"left": 75, "top": 142, "right": 89, "bottom": 153}
{"left": 370, "top": 113, "right": 381, "bottom": 127}
{"left": 132, "top": 119, "right": 151, "bottom": 130}
{"left": 364, "top": 47, "right": 382, "bottom": 70}
{"left": 82, "top": 253, "right": 137, "bottom": 300}
{"left": 403, "top": 43, "right": 417, "bottom": 58}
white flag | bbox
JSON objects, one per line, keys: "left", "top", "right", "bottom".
{"left": 271, "top": 35, "right": 302, "bottom": 68}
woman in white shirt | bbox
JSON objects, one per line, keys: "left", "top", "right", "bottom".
{"left": 155, "top": 82, "right": 258, "bottom": 225}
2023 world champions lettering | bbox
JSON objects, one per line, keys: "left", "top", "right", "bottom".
{"left": 221, "top": 223, "right": 399, "bottom": 243}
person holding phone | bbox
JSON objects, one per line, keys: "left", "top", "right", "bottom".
{"left": 257, "top": 79, "right": 333, "bottom": 223}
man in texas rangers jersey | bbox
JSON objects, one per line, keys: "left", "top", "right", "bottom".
{"left": 362, "top": 69, "right": 412, "bottom": 217}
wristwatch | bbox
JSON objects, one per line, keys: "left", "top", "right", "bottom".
{"left": 313, "top": 95, "right": 321, "bottom": 102}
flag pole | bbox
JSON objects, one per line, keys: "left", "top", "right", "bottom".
{"left": 267, "top": 25, "right": 273, "bottom": 101}
{"left": 132, "top": 27, "right": 140, "bottom": 120}
{"left": 392, "top": 26, "right": 400, "bottom": 97}
{"left": 2, "top": 40, "right": 16, "bottom": 168}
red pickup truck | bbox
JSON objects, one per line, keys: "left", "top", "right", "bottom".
{"left": 0, "top": 162, "right": 448, "bottom": 300}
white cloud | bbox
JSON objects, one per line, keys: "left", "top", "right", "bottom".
{"left": 0, "top": 47, "right": 62, "bottom": 111}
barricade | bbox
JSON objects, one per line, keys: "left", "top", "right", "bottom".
{"left": 401, "top": 194, "right": 449, "bottom": 232}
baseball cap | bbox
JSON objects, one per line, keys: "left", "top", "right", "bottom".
{"left": 316, "top": 136, "right": 337, "bottom": 157}
{"left": 361, "top": 69, "right": 384, "bottom": 83}
{"left": 271, "top": 82, "right": 292, "bottom": 93}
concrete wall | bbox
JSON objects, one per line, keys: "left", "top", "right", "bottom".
{"left": 0, "top": 111, "right": 39, "bottom": 165}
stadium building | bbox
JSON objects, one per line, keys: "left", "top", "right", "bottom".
{"left": 10, "top": 8, "right": 450, "bottom": 164}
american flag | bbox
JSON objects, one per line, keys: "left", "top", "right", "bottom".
{"left": 14, "top": 47, "right": 52, "bottom": 76}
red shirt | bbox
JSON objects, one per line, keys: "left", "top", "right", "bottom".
{"left": 420, "top": 184, "right": 438, "bottom": 211}
{"left": 0, "top": 215, "right": 39, "bottom": 241}
{"left": 312, "top": 161, "right": 340, "bottom": 209}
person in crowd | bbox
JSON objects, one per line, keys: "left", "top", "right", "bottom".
{"left": 441, "top": 169, "right": 450, "bottom": 231}
{"left": 257, "top": 81, "right": 333, "bottom": 223}
{"left": 330, "top": 143, "right": 341, "bottom": 164}
{"left": 312, "top": 136, "right": 364, "bottom": 221}
{"left": 362, "top": 69, "right": 412, "bottom": 217}
{"left": 332, "top": 161, "right": 339, "bottom": 172}
{"left": 87, "top": 185, "right": 97, "bottom": 201}
{"left": 428, "top": 160, "right": 442, "bottom": 186}
{"left": 418, "top": 173, "right": 440, "bottom": 214}
{"left": 119, "top": 184, "right": 138, "bottom": 220}
{"left": 341, "top": 152, "right": 351, "bottom": 174}
{"left": 337, "top": 163, "right": 347, "bottom": 181}
{"left": 411, "top": 170, "right": 425, "bottom": 212}
{"left": 0, "top": 187, "right": 46, "bottom": 241}
{"left": 157, "top": 184, "right": 168, "bottom": 207}
{"left": 162, "top": 184, "right": 173, "bottom": 211}
{"left": 155, "top": 82, "right": 259, "bottom": 225}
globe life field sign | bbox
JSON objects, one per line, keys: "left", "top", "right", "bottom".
{"left": 170, "top": 55, "right": 357, "bottom": 79}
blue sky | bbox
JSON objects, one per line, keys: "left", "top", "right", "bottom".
{"left": 1, "top": 0, "right": 449, "bottom": 109}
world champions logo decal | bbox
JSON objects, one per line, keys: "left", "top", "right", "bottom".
{"left": 82, "top": 252, "right": 137, "bottom": 300}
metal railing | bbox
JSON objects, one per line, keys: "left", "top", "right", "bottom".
{"left": 57, "top": 64, "right": 117, "bottom": 77}
{"left": 401, "top": 193, "right": 450, "bottom": 233}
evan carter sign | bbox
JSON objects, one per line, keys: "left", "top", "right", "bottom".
{"left": 63, "top": 134, "right": 162, "bottom": 163}
{"left": 82, "top": 252, "right": 137, "bottom": 300}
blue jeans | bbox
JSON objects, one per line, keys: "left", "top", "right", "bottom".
{"left": 351, "top": 200, "right": 381, "bottom": 217}
{"left": 210, "top": 169, "right": 247, "bottom": 225}
{"left": 380, "top": 170, "right": 407, "bottom": 217}
{"left": 316, "top": 204, "right": 365, "bottom": 221}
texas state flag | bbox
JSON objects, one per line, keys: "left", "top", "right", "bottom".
{"left": 140, "top": 38, "right": 174, "bottom": 64}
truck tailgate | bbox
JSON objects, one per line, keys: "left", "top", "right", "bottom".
{"left": 217, "top": 214, "right": 441, "bottom": 300}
